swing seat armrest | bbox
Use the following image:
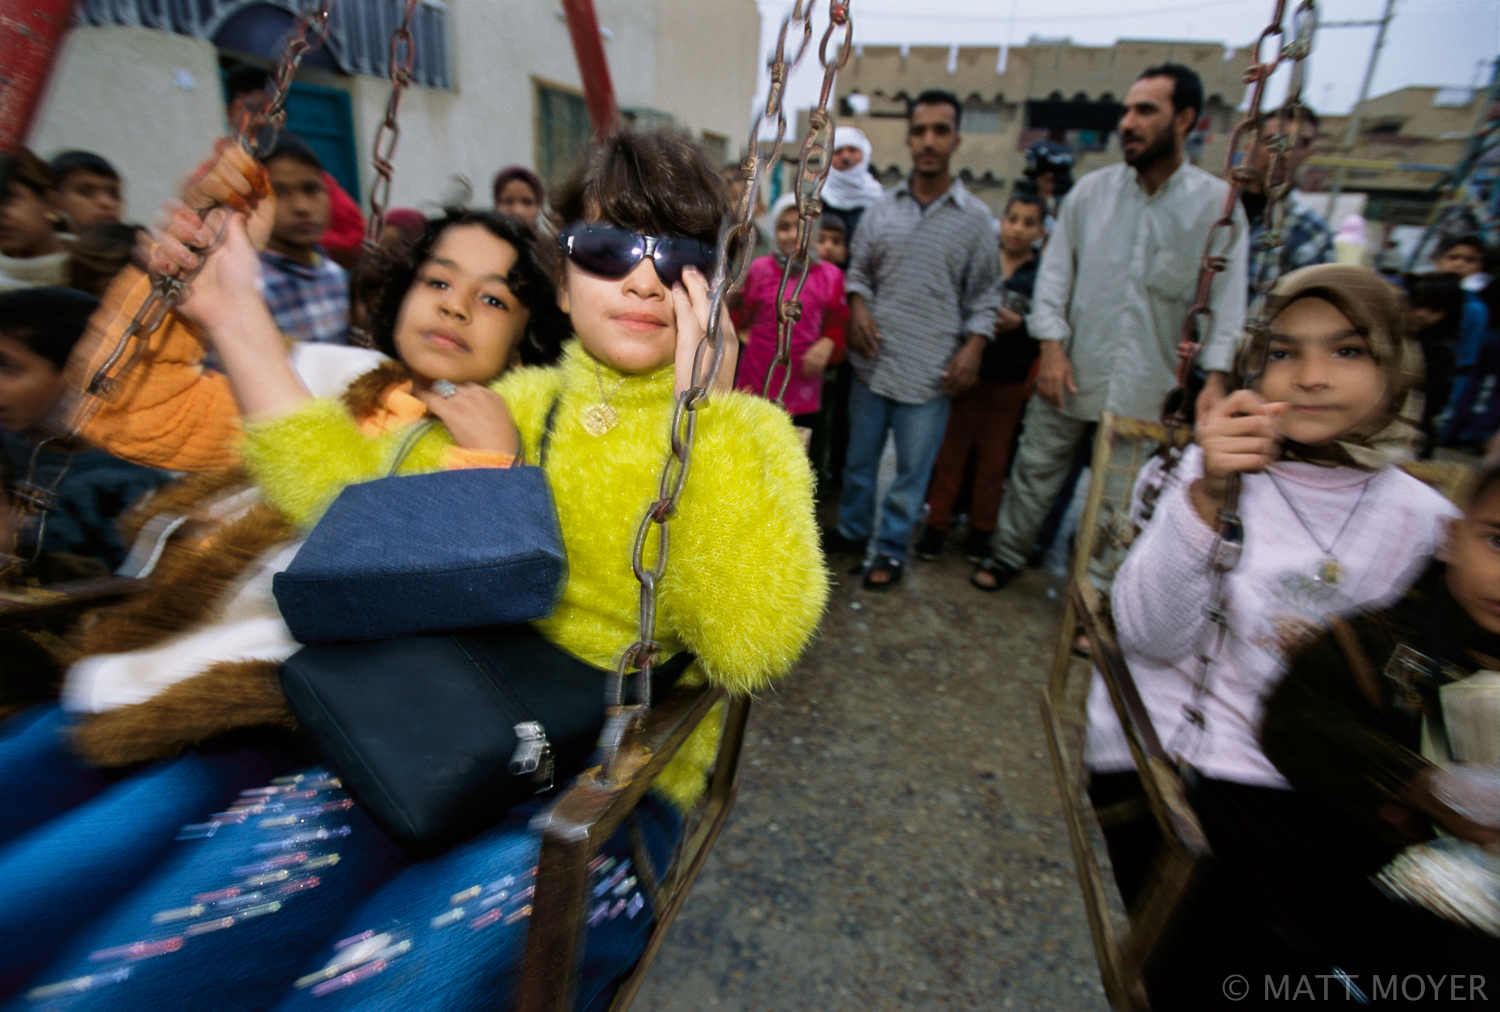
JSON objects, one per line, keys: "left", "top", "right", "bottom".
{"left": 1071, "top": 578, "right": 1209, "bottom": 859}
{"left": 0, "top": 576, "right": 147, "bottom": 629}
{"left": 516, "top": 680, "right": 736, "bottom": 1012}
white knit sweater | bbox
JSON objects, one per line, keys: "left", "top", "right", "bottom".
{"left": 1086, "top": 444, "right": 1458, "bottom": 787}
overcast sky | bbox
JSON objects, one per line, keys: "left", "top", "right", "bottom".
{"left": 752, "top": 0, "right": 1499, "bottom": 133}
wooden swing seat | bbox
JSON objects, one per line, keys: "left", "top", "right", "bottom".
{"left": 518, "top": 684, "right": 751, "bottom": 1012}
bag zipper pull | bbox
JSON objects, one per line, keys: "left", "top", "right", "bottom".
{"left": 509, "top": 722, "right": 554, "bottom": 791}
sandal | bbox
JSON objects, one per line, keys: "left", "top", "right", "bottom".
{"left": 970, "top": 557, "right": 1020, "bottom": 593}
{"left": 862, "top": 554, "right": 903, "bottom": 592}
{"left": 1072, "top": 630, "right": 1092, "bottom": 659}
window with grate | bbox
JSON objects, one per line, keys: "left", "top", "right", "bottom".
{"left": 535, "top": 82, "right": 592, "bottom": 187}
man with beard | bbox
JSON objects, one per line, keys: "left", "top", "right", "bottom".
{"left": 973, "top": 63, "right": 1248, "bottom": 592}
{"left": 828, "top": 89, "right": 1000, "bottom": 591}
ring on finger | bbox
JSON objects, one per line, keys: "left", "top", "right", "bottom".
{"left": 433, "top": 379, "right": 458, "bottom": 399}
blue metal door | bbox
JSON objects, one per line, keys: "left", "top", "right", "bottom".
{"left": 283, "top": 81, "right": 361, "bottom": 201}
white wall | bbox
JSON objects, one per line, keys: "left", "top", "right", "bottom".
{"left": 345, "top": 0, "right": 761, "bottom": 215}
{"left": 28, "top": 2, "right": 762, "bottom": 224}
{"left": 29, "top": 26, "right": 228, "bottom": 225}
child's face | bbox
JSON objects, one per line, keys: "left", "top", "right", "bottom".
{"left": 774, "top": 208, "right": 800, "bottom": 257}
{"left": 1259, "top": 296, "right": 1385, "bottom": 446}
{"left": 815, "top": 226, "right": 847, "bottom": 267}
{"left": 495, "top": 180, "right": 541, "bottom": 229}
{"left": 1436, "top": 244, "right": 1483, "bottom": 278}
{"left": 1444, "top": 483, "right": 1500, "bottom": 635}
{"left": 560, "top": 245, "right": 679, "bottom": 376}
{"left": 266, "top": 156, "right": 330, "bottom": 254}
{"left": 1000, "top": 202, "right": 1044, "bottom": 255}
{"left": 0, "top": 334, "right": 66, "bottom": 434}
{"left": 0, "top": 183, "right": 58, "bottom": 259}
{"left": 54, "top": 171, "right": 123, "bottom": 231}
{"left": 393, "top": 225, "right": 530, "bottom": 385}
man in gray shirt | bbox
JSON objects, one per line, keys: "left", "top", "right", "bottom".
{"left": 973, "top": 63, "right": 1248, "bottom": 591}
{"left": 829, "top": 88, "right": 1001, "bottom": 590}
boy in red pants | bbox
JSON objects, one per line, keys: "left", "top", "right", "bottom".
{"left": 917, "top": 192, "right": 1046, "bottom": 561}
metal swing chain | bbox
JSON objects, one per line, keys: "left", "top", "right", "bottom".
{"left": 75, "top": 0, "right": 336, "bottom": 413}
{"left": 365, "top": 0, "right": 422, "bottom": 255}
{"left": 1155, "top": 0, "right": 1318, "bottom": 759}
{"left": 597, "top": 0, "right": 852, "bottom": 776}
{"left": 762, "top": 4, "right": 854, "bottom": 404}
{"left": 4, "top": 0, "right": 335, "bottom": 583}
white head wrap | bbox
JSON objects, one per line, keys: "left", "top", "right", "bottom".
{"left": 823, "top": 126, "right": 886, "bottom": 211}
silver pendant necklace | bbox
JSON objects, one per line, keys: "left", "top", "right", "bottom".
{"left": 1263, "top": 470, "right": 1374, "bottom": 585}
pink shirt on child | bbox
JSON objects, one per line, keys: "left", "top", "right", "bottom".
{"left": 1086, "top": 444, "right": 1457, "bottom": 788}
{"left": 734, "top": 256, "right": 845, "bottom": 416}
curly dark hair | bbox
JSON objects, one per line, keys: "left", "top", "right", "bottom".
{"left": 357, "top": 209, "right": 569, "bottom": 369}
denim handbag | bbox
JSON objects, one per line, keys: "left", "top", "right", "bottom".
{"left": 273, "top": 415, "right": 564, "bottom": 643}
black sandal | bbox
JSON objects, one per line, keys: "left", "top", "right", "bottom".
{"left": 970, "top": 557, "right": 1019, "bottom": 593}
{"left": 862, "top": 554, "right": 903, "bottom": 592}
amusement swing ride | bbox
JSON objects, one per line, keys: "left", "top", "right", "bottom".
{"left": 2, "top": 0, "right": 1495, "bottom": 1006}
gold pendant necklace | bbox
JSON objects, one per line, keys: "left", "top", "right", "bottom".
{"left": 583, "top": 364, "right": 627, "bottom": 437}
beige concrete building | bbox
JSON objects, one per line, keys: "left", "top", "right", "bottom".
{"left": 29, "top": 0, "right": 761, "bottom": 225}
{"left": 1305, "top": 85, "right": 1486, "bottom": 225}
{"left": 801, "top": 37, "right": 1253, "bottom": 214}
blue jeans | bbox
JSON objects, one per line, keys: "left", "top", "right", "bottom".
{"left": 0, "top": 706, "right": 296, "bottom": 996}
{"left": 9, "top": 762, "right": 680, "bottom": 1012}
{"left": 837, "top": 378, "right": 951, "bottom": 561}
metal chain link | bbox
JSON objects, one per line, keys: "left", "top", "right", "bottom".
{"left": 365, "top": 0, "right": 422, "bottom": 255}
{"left": 1151, "top": 0, "right": 1318, "bottom": 763}
{"left": 761, "top": 3, "right": 853, "bottom": 403}
{"left": 245, "top": 0, "right": 335, "bottom": 159}
{"left": 79, "top": 0, "right": 336, "bottom": 412}
{"left": 4, "top": 0, "right": 336, "bottom": 587}
{"left": 598, "top": 0, "right": 853, "bottom": 775}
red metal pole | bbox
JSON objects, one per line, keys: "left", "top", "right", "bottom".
{"left": 559, "top": 0, "right": 620, "bottom": 139}
{"left": 0, "top": 0, "right": 74, "bottom": 153}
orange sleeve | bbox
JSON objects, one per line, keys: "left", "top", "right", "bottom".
{"left": 443, "top": 447, "right": 517, "bottom": 470}
{"left": 68, "top": 267, "right": 245, "bottom": 473}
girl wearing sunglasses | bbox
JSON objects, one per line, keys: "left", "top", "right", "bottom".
{"left": 14, "top": 133, "right": 826, "bottom": 1012}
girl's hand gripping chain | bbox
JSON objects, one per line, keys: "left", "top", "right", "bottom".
{"left": 141, "top": 140, "right": 311, "bottom": 419}
{"left": 671, "top": 266, "right": 737, "bottom": 398}
{"left": 1190, "top": 388, "right": 1288, "bottom": 527}
{"left": 145, "top": 141, "right": 275, "bottom": 336}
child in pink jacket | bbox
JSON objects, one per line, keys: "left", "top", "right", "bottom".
{"left": 733, "top": 193, "right": 846, "bottom": 420}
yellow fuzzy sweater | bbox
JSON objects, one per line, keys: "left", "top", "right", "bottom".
{"left": 242, "top": 341, "right": 830, "bottom": 810}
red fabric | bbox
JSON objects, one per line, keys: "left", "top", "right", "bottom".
{"left": 821, "top": 297, "right": 847, "bottom": 364}
{"left": 320, "top": 172, "right": 367, "bottom": 256}
{"left": 733, "top": 256, "right": 846, "bottom": 415}
{"left": 925, "top": 380, "right": 1032, "bottom": 534}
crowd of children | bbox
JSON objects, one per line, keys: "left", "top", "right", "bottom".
{"left": 3, "top": 97, "right": 1500, "bottom": 1008}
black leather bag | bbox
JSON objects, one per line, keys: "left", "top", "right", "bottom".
{"left": 279, "top": 626, "right": 692, "bottom": 855}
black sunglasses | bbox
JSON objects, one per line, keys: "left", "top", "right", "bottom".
{"left": 558, "top": 223, "right": 716, "bottom": 288}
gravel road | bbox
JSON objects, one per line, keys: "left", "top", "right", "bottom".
{"left": 632, "top": 542, "right": 1117, "bottom": 1012}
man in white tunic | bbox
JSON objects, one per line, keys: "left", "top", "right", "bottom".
{"left": 975, "top": 63, "right": 1249, "bottom": 590}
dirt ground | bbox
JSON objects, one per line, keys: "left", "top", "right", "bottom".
{"left": 632, "top": 537, "right": 1115, "bottom": 1012}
